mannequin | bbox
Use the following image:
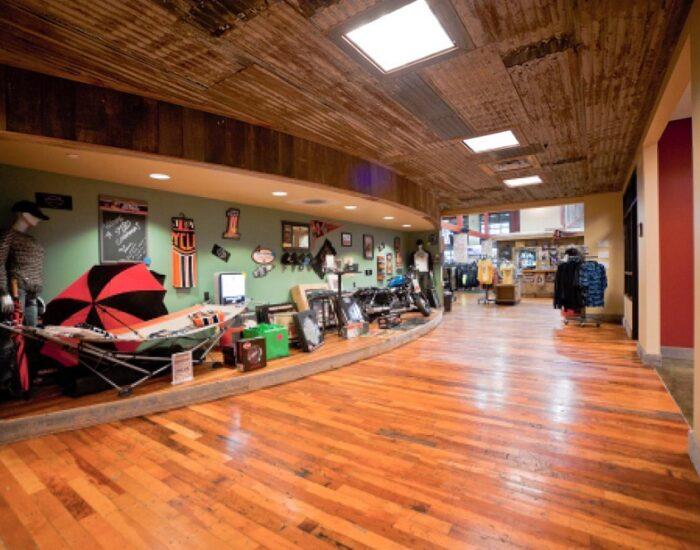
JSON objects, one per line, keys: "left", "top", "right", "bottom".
{"left": 0, "top": 201, "right": 49, "bottom": 326}
{"left": 408, "top": 239, "right": 433, "bottom": 293}
{"left": 499, "top": 260, "right": 515, "bottom": 285}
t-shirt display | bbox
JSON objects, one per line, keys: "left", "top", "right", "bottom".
{"left": 477, "top": 258, "right": 495, "bottom": 285}
{"left": 499, "top": 261, "right": 515, "bottom": 285}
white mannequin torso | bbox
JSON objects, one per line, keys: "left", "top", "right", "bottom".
{"left": 415, "top": 246, "right": 429, "bottom": 273}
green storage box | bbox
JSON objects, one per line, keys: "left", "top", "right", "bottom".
{"left": 243, "top": 323, "right": 289, "bottom": 360}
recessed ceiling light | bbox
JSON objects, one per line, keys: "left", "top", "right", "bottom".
{"left": 149, "top": 173, "right": 170, "bottom": 180}
{"left": 402, "top": 224, "right": 412, "bottom": 228}
{"left": 503, "top": 175, "right": 543, "bottom": 187}
{"left": 65, "top": 153, "right": 79, "bottom": 159}
{"left": 343, "top": 0, "right": 455, "bottom": 73}
{"left": 344, "top": 205, "right": 358, "bottom": 210}
{"left": 463, "top": 130, "right": 520, "bottom": 153}
{"left": 272, "top": 191, "right": 288, "bottom": 197}
{"left": 383, "top": 216, "right": 395, "bottom": 220}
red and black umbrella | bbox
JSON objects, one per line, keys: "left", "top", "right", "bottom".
{"left": 43, "top": 263, "right": 168, "bottom": 330}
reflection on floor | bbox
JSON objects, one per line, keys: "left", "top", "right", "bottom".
{"left": 0, "top": 294, "right": 698, "bottom": 548}
{"left": 655, "top": 358, "right": 694, "bottom": 426}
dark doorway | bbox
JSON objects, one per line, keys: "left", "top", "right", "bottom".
{"left": 623, "top": 172, "right": 639, "bottom": 340}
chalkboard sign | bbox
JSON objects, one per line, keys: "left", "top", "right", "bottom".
{"left": 99, "top": 196, "right": 148, "bottom": 263}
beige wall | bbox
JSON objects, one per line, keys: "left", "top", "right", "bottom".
{"left": 636, "top": 144, "right": 662, "bottom": 357}
{"left": 583, "top": 192, "right": 624, "bottom": 317}
{"left": 520, "top": 206, "right": 564, "bottom": 233}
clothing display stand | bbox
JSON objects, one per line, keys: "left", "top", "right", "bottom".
{"left": 563, "top": 305, "right": 600, "bottom": 327}
{"left": 562, "top": 254, "right": 601, "bottom": 328}
{"left": 478, "top": 285, "right": 495, "bottom": 305}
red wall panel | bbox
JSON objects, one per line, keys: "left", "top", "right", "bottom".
{"left": 658, "top": 118, "right": 694, "bottom": 349}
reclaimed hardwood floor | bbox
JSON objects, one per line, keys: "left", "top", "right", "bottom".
{"left": 1, "top": 294, "right": 699, "bottom": 549}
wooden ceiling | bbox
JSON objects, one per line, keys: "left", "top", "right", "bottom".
{"left": 0, "top": 0, "right": 690, "bottom": 211}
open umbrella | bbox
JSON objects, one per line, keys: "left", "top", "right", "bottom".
{"left": 44, "top": 263, "right": 168, "bottom": 329}
{"left": 42, "top": 263, "right": 168, "bottom": 367}
{"left": 11, "top": 301, "right": 29, "bottom": 392}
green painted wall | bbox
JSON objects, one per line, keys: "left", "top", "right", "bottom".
{"left": 0, "top": 164, "right": 412, "bottom": 310}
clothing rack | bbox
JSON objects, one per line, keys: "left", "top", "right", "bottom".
{"left": 563, "top": 253, "right": 601, "bottom": 328}
{"left": 476, "top": 255, "right": 496, "bottom": 304}
{"left": 478, "top": 286, "right": 495, "bottom": 305}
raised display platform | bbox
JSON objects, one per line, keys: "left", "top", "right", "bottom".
{"left": 0, "top": 311, "right": 442, "bottom": 444}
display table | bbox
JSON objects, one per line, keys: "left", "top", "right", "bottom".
{"left": 521, "top": 268, "right": 556, "bottom": 297}
{"left": 495, "top": 282, "right": 521, "bottom": 305}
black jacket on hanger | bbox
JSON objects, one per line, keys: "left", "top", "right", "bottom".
{"left": 554, "top": 258, "right": 584, "bottom": 311}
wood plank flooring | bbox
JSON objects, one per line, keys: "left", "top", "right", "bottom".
{"left": 0, "top": 313, "right": 436, "bottom": 422}
{"left": 1, "top": 294, "right": 699, "bottom": 549}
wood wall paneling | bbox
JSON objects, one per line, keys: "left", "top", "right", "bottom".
{"left": 0, "top": 65, "right": 439, "bottom": 222}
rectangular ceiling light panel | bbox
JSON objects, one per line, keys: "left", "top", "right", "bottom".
{"left": 463, "top": 130, "right": 520, "bottom": 153}
{"left": 344, "top": 0, "right": 455, "bottom": 73}
{"left": 503, "top": 175, "right": 543, "bottom": 187}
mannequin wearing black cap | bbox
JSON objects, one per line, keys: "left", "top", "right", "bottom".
{"left": 0, "top": 201, "right": 49, "bottom": 326}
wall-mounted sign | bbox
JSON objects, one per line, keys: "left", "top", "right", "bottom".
{"left": 253, "top": 264, "right": 274, "bottom": 278}
{"left": 36, "top": 192, "right": 73, "bottom": 211}
{"left": 251, "top": 246, "right": 275, "bottom": 265}
{"left": 394, "top": 236, "right": 403, "bottom": 270}
{"left": 99, "top": 196, "right": 148, "bottom": 264}
{"left": 223, "top": 208, "right": 241, "bottom": 239}
{"left": 311, "top": 220, "right": 341, "bottom": 241}
{"left": 171, "top": 213, "right": 197, "bottom": 288}
{"left": 363, "top": 234, "right": 374, "bottom": 260}
{"left": 212, "top": 243, "right": 230, "bottom": 262}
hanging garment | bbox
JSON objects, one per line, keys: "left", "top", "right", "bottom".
{"left": 553, "top": 258, "right": 583, "bottom": 310}
{"left": 171, "top": 215, "right": 198, "bottom": 289}
{"left": 477, "top": 259, "right": 495, "bottom": 285}
{"left": 579, "top": 261, "right": 607, "bottom": 307}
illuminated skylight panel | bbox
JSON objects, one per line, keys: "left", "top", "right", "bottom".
{"left": 344, "top": 0, "right": 455, "bottom": 72}
{"left": 503, "top": 175, "right": 543, "bottom": 187}
{"left": 463, "top": 130, "right": 520, "bottom": 153}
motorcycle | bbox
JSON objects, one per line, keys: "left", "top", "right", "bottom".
{"left": 353, "top": 269, "right": 431, "bottom": 320}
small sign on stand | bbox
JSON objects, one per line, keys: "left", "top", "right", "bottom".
{"left": 172, "top": 350, "right": 193, "bottom": 385}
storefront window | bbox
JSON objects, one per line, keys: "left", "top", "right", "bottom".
{"left": 479, "top": 212, "right": 511, "bottom": 235}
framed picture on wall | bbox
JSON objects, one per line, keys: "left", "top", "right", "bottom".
{"left": 341, "top": 232, "right": 352, "bottom": 247}
{"left": 281, "top": 221, "right": 311, "bottom": 251}
{"left": 363, "top": 234, "right": 374, "bottom": 260}
{"left": 98, "top": 196, "right": 148, "bottom": 264}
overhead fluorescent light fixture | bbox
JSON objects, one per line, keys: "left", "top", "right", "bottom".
{"left": 272, "top": 191, "right": 288, "bottom": 197}
{"left": 402, "top": 224, "right": 412, "bottom": 228}
{"left": 463, "top": 130, "right": 519, "bottom": 153}
{"left": 383, "top": 216, "right": 395, "bottom": 220}
{"left": 344, "top": 205, "right": 358, "bottom": 210}
{"left": 343, "top": 0, "right": 455, "bottom": 73}
{"left": 503, "top": 175, "right": 543, "bottom": 187}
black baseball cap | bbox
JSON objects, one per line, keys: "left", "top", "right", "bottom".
{"left": 12, "top": 200, "right": 49, "bottom": 221}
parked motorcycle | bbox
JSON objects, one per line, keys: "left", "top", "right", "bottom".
{"left": 353, "top": 269, "right": 431, "bottom": 320}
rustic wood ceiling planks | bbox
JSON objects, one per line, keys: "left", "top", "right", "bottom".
{"left": 0, "top": 0, "right": 690, "bottom": 211}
